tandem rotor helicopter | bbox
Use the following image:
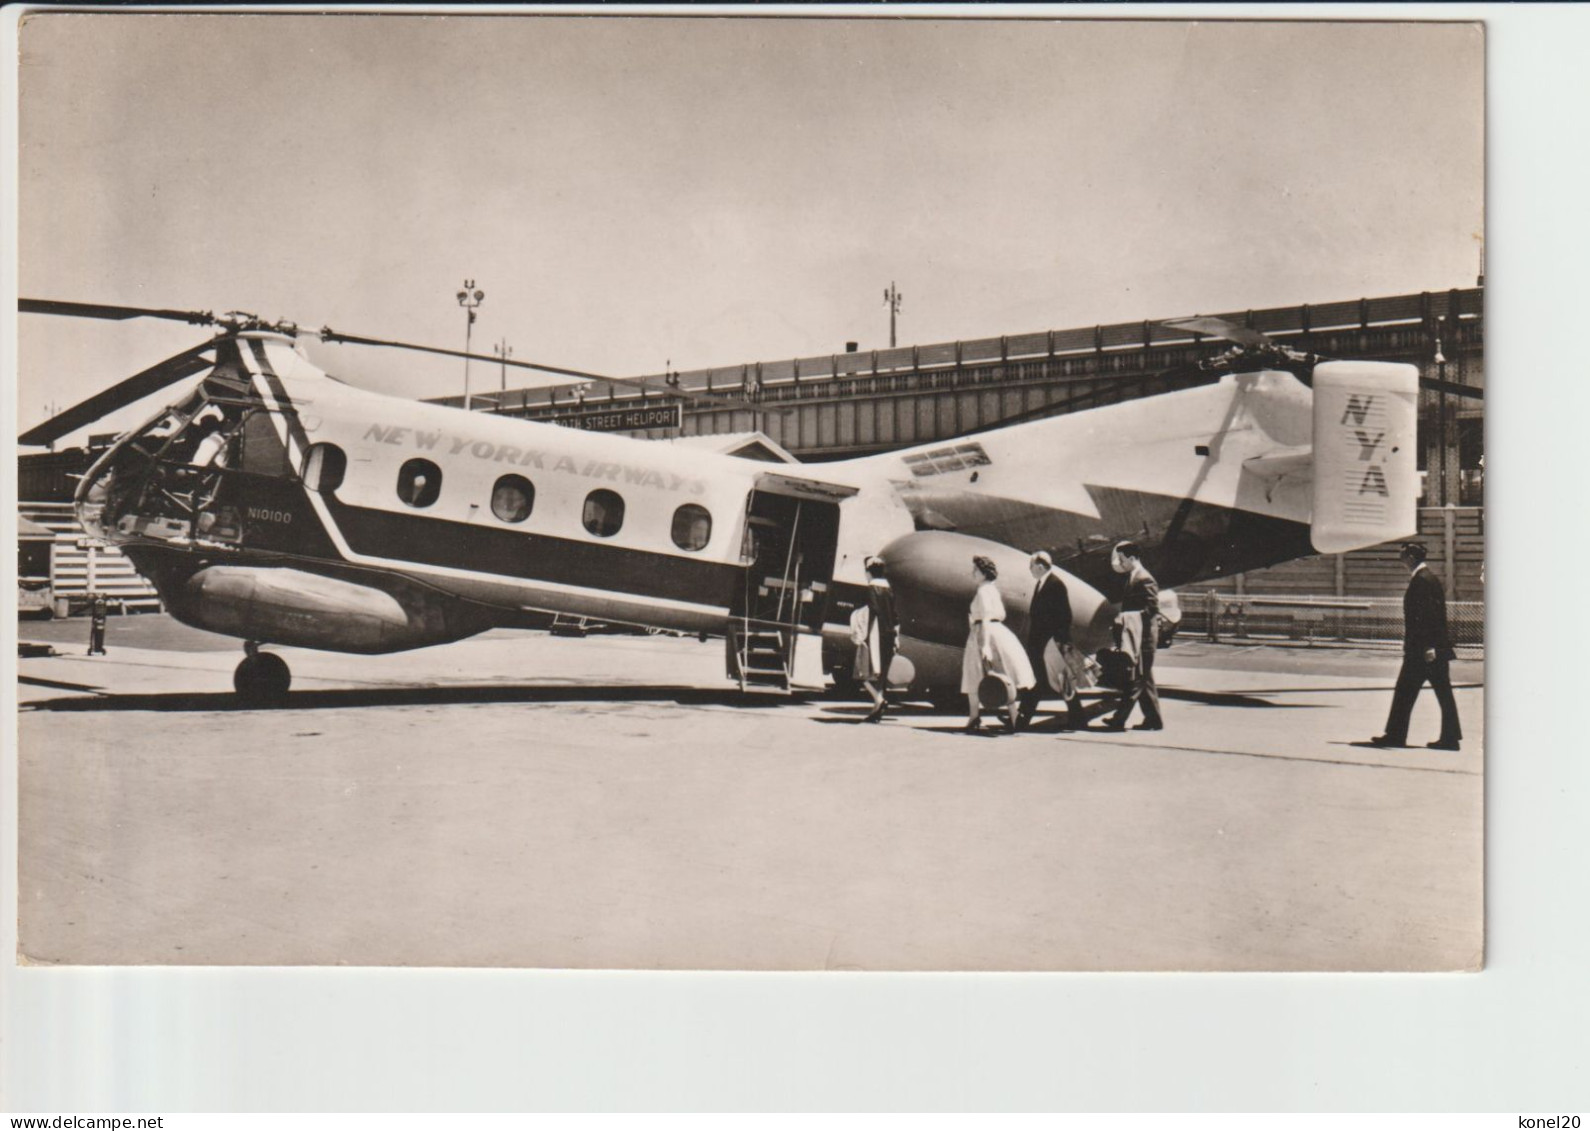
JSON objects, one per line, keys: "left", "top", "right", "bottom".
{"left": 17, "top": 297, "right": 1482, "bottom": 705}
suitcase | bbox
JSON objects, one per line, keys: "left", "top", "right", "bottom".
{"left": 1095, "top": 647, "right": 1135, "bottom": 692}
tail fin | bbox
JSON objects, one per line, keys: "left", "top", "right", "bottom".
{"left": 1310, "top": 360, "right": 1419, "bottom": 554}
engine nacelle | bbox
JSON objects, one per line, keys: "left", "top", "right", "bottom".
{"left": 877, "top": 531, "right": 1113, "bottom": 696}
{"left": 167, "top": 565, "right": 488, "bottom": 653}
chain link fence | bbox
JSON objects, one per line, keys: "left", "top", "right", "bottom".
{"left": 1177, "top": 593, "right": 1484, "bottom": 648}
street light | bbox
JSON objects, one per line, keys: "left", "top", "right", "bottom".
{"left": 493, "top": 338, "right": 513, "bottom": 395}
{"left": 456, "top": 279, "right": 485, "bottom": 410}
{"left": 884, "top": 282, "right": 903, "bottom": 349}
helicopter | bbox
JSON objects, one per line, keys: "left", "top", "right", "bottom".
{"left": 17, "top": 297, "right": 1480, "bottom": 705}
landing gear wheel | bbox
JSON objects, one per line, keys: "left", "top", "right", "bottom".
{"left": 234, "top": 651, "right": 291, "bottom": 707}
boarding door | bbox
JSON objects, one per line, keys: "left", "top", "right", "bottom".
{"left": 727, "top": 474, "right": 851, "bottom": 692}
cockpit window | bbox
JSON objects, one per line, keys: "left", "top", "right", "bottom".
{"left": 238, "top": 410, "right": 291, "bottom": 477}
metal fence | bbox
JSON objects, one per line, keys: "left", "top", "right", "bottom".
{"left": 1180, "top": 593, "right": 1484, "bottom": 648}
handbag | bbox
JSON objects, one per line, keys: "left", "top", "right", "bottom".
{"left": 978, "top": 673, "right": 1013, "bottom": 711}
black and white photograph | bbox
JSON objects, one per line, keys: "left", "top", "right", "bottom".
{"left": 12, "top": 12, "right": 1485, "bottom": 976}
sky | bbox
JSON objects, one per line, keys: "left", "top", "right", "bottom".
{"left": 12, "top": 13, "right": 1483, "bottom": 444}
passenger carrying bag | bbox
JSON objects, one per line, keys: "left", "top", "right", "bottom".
{"left": 1095, "top": 647, "right": 1135, "bottom": 693}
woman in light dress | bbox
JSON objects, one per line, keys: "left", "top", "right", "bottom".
{"left": 962, "top": 555, "right": 1036, "bottom": 733}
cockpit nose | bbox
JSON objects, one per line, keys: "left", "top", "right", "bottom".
{"left": 70, "top": 389, "right": 254, "bottom": 549}
{"left": 74, "top": 463, "right": 113, "bottom": 541}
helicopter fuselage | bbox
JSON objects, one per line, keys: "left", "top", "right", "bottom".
{"left": 75, "top": 330, "right": 1418, "bottom": 695}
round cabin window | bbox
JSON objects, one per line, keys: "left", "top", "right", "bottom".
{"left": 670, "top": 503, "right": 712, "bottom": 551}
{"left": 396, "top": 458, "right": 442, "bottom": 508}
{"left": 491, "top": 475, "right": 535, "bottom": 523}
{"left": 582, "top": 489, "right": 625, "bottom": 538}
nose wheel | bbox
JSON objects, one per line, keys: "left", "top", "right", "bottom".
{"left": 234, "top": 641, "right": 291, "bottom": 707}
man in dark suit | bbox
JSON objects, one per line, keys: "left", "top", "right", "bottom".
{"left": 1372, "top": 542, "right": 1462, "bottom": 751}
{"left": 1104, "top": 540, "right": 1164, "bottom": 731}
{"left": 1018, "top": 551, "right": 1080, "bottom": 730}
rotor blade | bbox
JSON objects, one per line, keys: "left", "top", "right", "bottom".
{"left": 315, "top": 328, "right": 618, "bottom": 382}
{"left": 1420, "top": 377, "right": 1484, "bottom": 400}
{"left": 1159, "top": 315, "right": 1273, "bottom": 351}
{"left": 20, "top": 298, "right": 218, "bottom": 326}
{"left": 19, "top": 341, "right": 217, "bottom": 446}
{"left": 315, "top": 328, "right": 786, "bottom": 415}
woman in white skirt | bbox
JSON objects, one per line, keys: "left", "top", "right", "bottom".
{"left": 962, "top": 555, "right": 1037, "bottom": 733}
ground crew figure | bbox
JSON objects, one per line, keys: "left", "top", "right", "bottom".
{"left": 1372, "top": 542, "right": 1463, "bottom": 751}
{"left": 87, "top": 593, "right": 108, "bottom": 656}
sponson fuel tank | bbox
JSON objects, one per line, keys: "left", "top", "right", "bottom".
{"left": 168, "top": 565, "right": 490, "bottom": 653}
{"left": 879, "top": 530, "right": 1115, "bottom": 654}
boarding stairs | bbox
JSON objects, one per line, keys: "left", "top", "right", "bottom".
{"left": 728, "top": 549, "right": 807, "bottom": 695}
{"left": 731, "top": 623, "right": 798, "bottom": 693}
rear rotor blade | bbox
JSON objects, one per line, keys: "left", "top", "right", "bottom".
{"left": 21, "top": 298, "right": 218, "bottom": 326}
{"left": 19, "top": 341, "right": 217, "bottom": 446}
{"left": 1159, "top": 315, "right": 1273, "bottom": 351}
{"left": 315, "top": 328, "right": 785, "bottom": 415}
{"left": 1420, "top": 377, "right": 1483, "bottom": 400}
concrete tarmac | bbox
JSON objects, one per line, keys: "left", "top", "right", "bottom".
{"left": 16, "top": 620, "right": 1484, "bottom": 971}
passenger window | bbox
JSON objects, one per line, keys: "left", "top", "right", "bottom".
{"left": 396, "top": 458, "right": 442, "bottom": 508}
{"left": 582, "top": 489, "right": 625, "bottom": 537}
{"left": 491, "top": 474, "right": 535, "bottom": 523}
{"left": 302, "top": 443, "right": 347, "bottom": 493}
{"left": 671, "top": 503, "right": 712, "bottom": 551}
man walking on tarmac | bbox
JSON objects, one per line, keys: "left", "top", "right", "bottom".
{"left": 1103, "top": 540, "right": 1165, "bottom": 732}
{"left": 1372, "top": 542, "right": 1463, "bottom": 751}
{"left": 1018, "top": 551, "right": 1081, "bottom": 730}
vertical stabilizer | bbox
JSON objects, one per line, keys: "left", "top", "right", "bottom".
{"left": 1310, "top": 360, "right": 1419, "bottom": 554}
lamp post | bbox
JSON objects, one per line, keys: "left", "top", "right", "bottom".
{"left": 493, "top": 338, "right": 513, "bottom": 395}
{"left": 456, "top": 279, "right": 485, "bottom": 410}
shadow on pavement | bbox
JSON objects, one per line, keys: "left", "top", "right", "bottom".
{"left": 18, "top": 675, "right": 107, "bottom": 693}
{"left": 22, "top": 683, "right": 808, "bottom": 714}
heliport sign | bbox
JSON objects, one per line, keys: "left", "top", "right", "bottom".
{"left": 557, "top": 404, "right": 683, "bottom": 433}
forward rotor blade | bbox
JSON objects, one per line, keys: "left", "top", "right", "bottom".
{"left": 315, "top": 328, "right": 785, "bottom": 415}
{"left": 20, "top": 298, "right": 218, "bottom": 326}
{"left": 19, "top": 341, "right": 217, "bottom": 446}
{"left": 315, "top": 328, "right": 618, "bottom": 383}
{"left": 1159, "top": 315, "right": 1273, "bottom": 351}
